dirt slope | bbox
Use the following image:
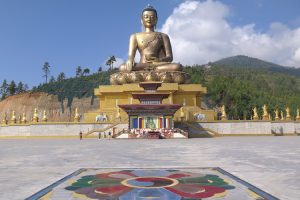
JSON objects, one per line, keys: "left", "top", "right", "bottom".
{"left": 0, "top": 92, "right": 99, "bottom": 122}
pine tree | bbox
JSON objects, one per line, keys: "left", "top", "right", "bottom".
{"left": 16, "top": 82, "right": 24, "bottom": 94}
{"left": 57, "top": 72, "right": 66, "bottom": 82}
{"left": 42, "top": 62, "right": 51, "bottom": 83}
{"left": 8, "top": 80, "right": 16, "bottom": 95}
{"left": 0, "top": 79, "right": 8, "bottom": 100}
{"left": 49, "top": 76, "right": 55, "bottom": 83}
{"left": 76, "top": 66, "right": 82, "bottom": 77}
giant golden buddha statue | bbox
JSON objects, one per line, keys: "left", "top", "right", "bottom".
{"left": 110, "top": 5, "right": 190, "bottom": 85}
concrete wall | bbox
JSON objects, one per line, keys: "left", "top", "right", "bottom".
{"left": 0, "top": 123, "right": 128, "bottom": 137}
{"left": 295, "top": 122, "right": 300, "bottom": 134}
{"left": 271, "top": 122, "right": 296, "bottom": 135}
{"left": 0, "top": 121, "right": 299, "bottom": 137}
{"left": 193, "top": 121, "right": 300, "bottom": 136}
{"left": 197, "top": 121, "right": 272, "bottom": 136}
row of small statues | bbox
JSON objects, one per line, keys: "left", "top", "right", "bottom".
{"left": 1, "top": 108, "right": 81, "bottom": 124}
{"left": 220, "top": 105, "right": 300, "bottom": 121}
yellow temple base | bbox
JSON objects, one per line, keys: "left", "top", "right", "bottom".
{"left": 84, "top": 82, "right": 215, "bottom": 123}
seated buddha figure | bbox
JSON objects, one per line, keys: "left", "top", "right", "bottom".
{"left": 119, "top": 5, "right": 182, "bottom": 72}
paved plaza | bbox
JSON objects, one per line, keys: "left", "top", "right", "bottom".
{"left": 0, "top": 137, "right": 299, "bottom": 200}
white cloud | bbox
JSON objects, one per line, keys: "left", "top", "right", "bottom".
{"left": 160, "top": 0, "right": 300, "bottom": 67}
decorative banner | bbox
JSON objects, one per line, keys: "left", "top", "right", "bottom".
{"left": 130, "top": 116, "right": 138, "bottom": 128}
{"left": 159, "top": 117, "right": 163, "bottom": 128}
{"left": 138, "top": 117, "right": 143, "bottom": 128}
{"left": 27, "top": 168, "right": 279, "bottom": 200}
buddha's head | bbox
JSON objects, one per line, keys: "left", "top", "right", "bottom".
{"left": 141, "top": 5, "right": 158, "bottom": 29}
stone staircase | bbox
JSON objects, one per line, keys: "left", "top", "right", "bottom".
{"left": 84, "top": 122, "right": 128, "bottom": 138}
{"left": 175, "top": 121, "right": 220, "bottom": 138}
{"left": 115, "top": 128, "right": 188, "bottom": 139}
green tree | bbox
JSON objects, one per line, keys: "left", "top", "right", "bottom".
{"left": 57, "top": 72, "right": 66, "bottom": 82}
{"left": 83, "top": 68, "right": 90, "bottom": 76}
{"left": 76, "top": 66, "right": 82, "bottom": 77}
{"left": 16, "top": 81, "right": 25, "bottom": 94}
{"left": 42, "top": 62, "right": 51, "bottom": 83}
{"left": 8, "top": 80, "right": 16, "bottom": 95}
{"left": 0, "top": 79, "right": 8, "bottom": 100}
{"left": 24, "top": 84, "right": 29, "bottom": 91}
{"left": 106, "top": 56, "right": 116, "bottom": 70}
{"left": 49, "top": 76, "right": 55, "bottom": 83}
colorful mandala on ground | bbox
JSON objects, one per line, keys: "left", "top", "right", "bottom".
{"left": 27, "top": 168, "right": 279, "bottom": 200}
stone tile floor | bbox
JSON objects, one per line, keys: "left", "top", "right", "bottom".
{"left": 0, "top": 136, "right": 299, "bottom": 200}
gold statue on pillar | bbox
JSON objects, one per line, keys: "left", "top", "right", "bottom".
{"left": 32, "top": 108, "right": 39, "bottom": 123}
{"left": 285, "top": 107, "right": 291, "bottom": 121}
{"left": 115, "top": 108, "right": 121, "bottom": 121}
{"left": 275, "top": 109, "right": 280, "bottom": 121}
{"left": 74, "top": 108, "right": 80, "bottom": 122}
{"left": 18, "top": 114, "right": 22, "bottom": 124}
{"left": 262, "top": 104, "right": 269, "bottom": 120}
{"left": 21, "top": 113, "right": 27, "bottom": 124}
{"left": 10, "top": 111, "right": 17, "bottom": 124}
{"left": 180, "top": 107, "right": 185, "bottom": 121}
{"left": 296, "top": 108, "right": 300, "bottom": 121}
{"left": 2, "top": 112, "right": 8, "bottom": 125}
{"left": 252, "top": 107, "right": 259, "bottom": 120}
{"left": 42, "top": 110, "right": 47, "bottom": 122}
{"left": 221, "top": 105, "right": 227, "bottom": 120}
{"left": 111, "top": 5, "right": 189, "bottom": 85}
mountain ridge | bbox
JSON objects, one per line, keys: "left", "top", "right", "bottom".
{"left": 212, "top": 55, "right": 300, "bottom": 77}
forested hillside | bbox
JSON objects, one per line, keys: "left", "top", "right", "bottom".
{"left": 185, "top": 55, "right": 300, "bottom": 119}
{"left": 32, "top": 70, "right": 113, "bottom": 109}
{"left": 26, "top": 55, "right": 300, "bottom": 120}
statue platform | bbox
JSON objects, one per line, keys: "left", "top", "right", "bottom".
{"left": 84, "top": 82, "right": 215, "bottom": 123}
{"left": 110, "top": 71, "right": 191, "bottom": 85}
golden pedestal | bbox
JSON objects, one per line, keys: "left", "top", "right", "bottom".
{"left": 84, "top": 82, "right": 214, "bottom": 123}
{"left": 221, "top": 116, "right": 227, "bottom": 121}
{"left": 262, "top": 115, "right": 269, "bottom": 121}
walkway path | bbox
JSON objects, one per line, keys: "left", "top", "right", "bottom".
{"left": 0, "top": 137, "right": 299, "bottom": 199}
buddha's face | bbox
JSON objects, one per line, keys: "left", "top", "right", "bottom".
{"left": 141, "top": 10, "right": 157, "bottom": 28}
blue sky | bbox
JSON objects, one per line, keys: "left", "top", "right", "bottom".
{"left": 0, "top": 0, "right": 300, "bottom": 88}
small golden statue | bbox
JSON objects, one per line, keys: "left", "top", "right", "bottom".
{"left": 32, "top": 108, "right": 39, "bottom": 123}
{"left": 274, "top": 109, "right": 280, "bottom": 121}
{"left": 285, "top": 107, "right": 291, "bottom": 121}
{"left": 74, "top": 108, "right": 80, "bottom": 122}
{"left": 42, "top": 110, "right": 47, "bottom": 122}
{"left": 296, "top": 108, "right": 300, "bottom": 121}
{"left": 21, "top": 113, "right": 27, "bottom": 124}
{"left": 280, "top": 111, "right": 284, "bottom": 120}
{"left": 262, "top": 104, "right": 269, "bottom": 120}
{"left": 2, "top": 112, "right": 8, "bottom": 125}
{"left": 180, "top": 107, "right": 185, "bottom": 121}
{"left": 221, "top": 105, "right": 227, "bottom": 120}
{"left": 10, "top": 110, "right": 17, "bottom": 124}
{"left": 252, "top": 107, "right": 259, "bottom": 120}
{"left": 115, "top": 108, "right": 121, "bottom": 121}
{"left": 18, "top": 115, "right": 22, "bottom": 124}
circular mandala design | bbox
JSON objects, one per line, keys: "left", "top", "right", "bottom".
{"left": 121, "top": 176, "right": 179, "bottom": 189}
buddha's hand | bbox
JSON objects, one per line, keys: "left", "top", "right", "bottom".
{"left": 126, "top": 60, "right": 134, "bottom": 71}
{"left": 145, "top": 54, "right": 160, "bottom": 63}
